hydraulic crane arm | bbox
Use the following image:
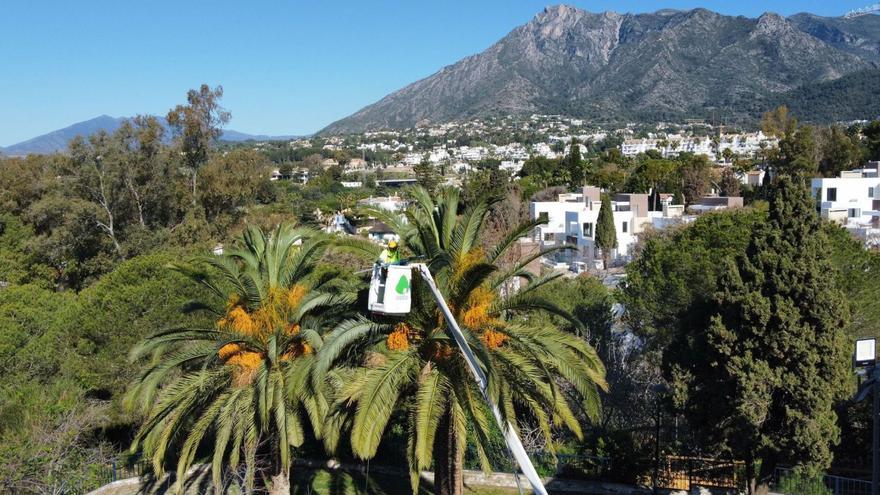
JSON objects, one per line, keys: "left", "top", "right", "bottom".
{"left": 411, "top": 263, "right": 548, "bottom": 495}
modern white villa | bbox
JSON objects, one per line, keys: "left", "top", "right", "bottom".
{"left": 811, "top": 161, "right": 880, "bottom": 245}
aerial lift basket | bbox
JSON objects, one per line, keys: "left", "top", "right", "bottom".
{"left": 367, "top": 264, "right": 412, "bottom": 314}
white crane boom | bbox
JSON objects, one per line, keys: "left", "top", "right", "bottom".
{"left": 411, "top": 263, "right": 548, "bottom": 495}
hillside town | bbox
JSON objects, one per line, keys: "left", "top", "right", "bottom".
{"left": 243, "top": 114, "right": 880, "bottom": 282}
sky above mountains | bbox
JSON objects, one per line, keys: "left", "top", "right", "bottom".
{"left": 1, "top": 0, "right": 874, "bottom": 146}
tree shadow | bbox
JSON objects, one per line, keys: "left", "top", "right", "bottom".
{"left": 291, "top": 467, "right": 436, "bottom": 495}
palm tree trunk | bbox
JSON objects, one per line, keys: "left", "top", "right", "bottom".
{"left": 433, "top": 410, "right": 463, "bottom": 495}
{"left": 268, "top": 467, "right": 290, "bottom": 495}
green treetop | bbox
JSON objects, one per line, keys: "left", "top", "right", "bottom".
{"left": 413, "top": 156, "right": 441, "bottom": 195}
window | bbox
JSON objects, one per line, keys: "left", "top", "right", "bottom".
{"left": 622, "top": 221, "right": 628, "bottom": 233}
{"left": 850, "top": 208, "right": 860, "bottom": 218}
{"left": 543, "top": 233, "right": 554, "bottom": 242}
{"left": 582, "top": 222, "right": 593, "bottom": 237}
{"left": 827, "top": 188, "right": 837, "bottom": 201}
{"left": 870, "top": 187, "right": 875, "bottom": 198}
{"left": 538, "top": 212, "right": 549, "bottom": 223}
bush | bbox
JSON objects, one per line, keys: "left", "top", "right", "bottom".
{"left": 777, "top": 471, "right": 832, "bottom": 495}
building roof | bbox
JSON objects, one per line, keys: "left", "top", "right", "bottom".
{"left": 368, "top": 221, "right": 395, "bottom": 234}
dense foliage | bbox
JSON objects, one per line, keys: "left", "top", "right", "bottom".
{"left": 664, "top": 179, "right": 850, "bottom": 494}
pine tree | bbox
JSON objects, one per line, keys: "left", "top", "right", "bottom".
{"left": 413, "top": 156, "right": 440, "bottom": 194}
{"left": 594, "top": 194, "right": 617, "bottom": 270}
{"left": 719, "top": 168, "right": 740, "bottom": 197}
{"left": 664, "top": 177, "right": 850, "bottom": 495}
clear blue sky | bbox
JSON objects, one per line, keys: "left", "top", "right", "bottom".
{"left": 0, "top": 0, "right": 871, "bottom": 145}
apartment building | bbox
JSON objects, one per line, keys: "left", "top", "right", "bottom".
{"left": 620, "top": 132, "right": 775, "bottom": 159}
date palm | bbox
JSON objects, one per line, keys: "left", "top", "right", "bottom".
{"left": 126, "top": 224, "right": 352, "bottom": 495}
{"left": 321, "top": 187, "right": 607, "bottom": 495}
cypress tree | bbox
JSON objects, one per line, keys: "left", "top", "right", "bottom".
{"left": 663, "top": 177, "right": 849, "bottom": 495}
{"left": 567, "top": 138, "right": 584, "bottom": 187}
{"left": 672, "top": 190, "right": 684, "bottom": 205}
{"left": 649, "top": 188, "right": 662, "bottom": 211}
{"left": 594, "top": 194, "right": 617, "bottom": 270}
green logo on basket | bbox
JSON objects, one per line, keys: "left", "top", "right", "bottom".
{"left": 395, "top": 276, "right": 410, "bottom": 295}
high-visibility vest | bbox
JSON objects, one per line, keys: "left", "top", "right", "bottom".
{"left": 379, "top": 248, "right": 400, "bottom": 263}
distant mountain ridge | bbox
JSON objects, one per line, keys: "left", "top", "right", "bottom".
{"left": 2, "top": 115, "right": 298, "bottom": 156}
{"left": 320, "top": 5, "right": 880, "bottom": 134}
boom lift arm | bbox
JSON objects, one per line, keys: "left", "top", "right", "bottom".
{"left": 411, "top": 263, "right": 549, "bottom": 495}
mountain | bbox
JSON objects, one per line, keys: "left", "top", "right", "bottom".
{"left": 788, "top": 13, "right": 880, "bottom": 63}
{"left": 4, "top": 115, "right": 126, "bottom": 156}
{"left": 219, "top": 130, "right": 298, "bottom": 142}
{"left": 2, "top": 116, "right": 297, "bottom": 156}
{"left": 733, "top": 68, "right": 880, "bottom": 123}
{"left": 320, "top": 5, "right": 880, "bottom": 134}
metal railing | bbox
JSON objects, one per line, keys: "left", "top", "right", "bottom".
{"left": 773, "top": 467, "right": 872, "bottom": 495}
{"left": 83, "top": 457, "right": 153, "bottom": 494}
{"left": 656, "top": 455, "right": 744, "bottom": 492}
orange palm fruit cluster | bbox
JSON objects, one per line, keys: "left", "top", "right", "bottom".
{"left": 454, "top": 247, "right": 485, "bottom": 279}
{"left": 218, "top": 306, "right": 257, "bottom": 336}
{"left": 426, "top": 341, "right": 454, "bottom": 361}
{"left": 286, "top": 284, "right": 307, "bottom": 310}
{"left": 218, "top": 343, "right": 242, "bottom": 360}
{"left": 226, "top": 350, "right": 262, "bottom": 369}
{"left": 480, "top": 328, "right": 507, "bottom": 349}
{"left": 387, "top": 322, "right": 418, "bottom": 351}
{"left": 214, "top": 283, "right": 314, "bottom": 383}
{"left": 281, "top": 341, "right": 312, "bottom": 360}
{"left": 461, "top": 286, "right": 495, "bottom": 329}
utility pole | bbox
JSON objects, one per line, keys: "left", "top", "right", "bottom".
{"left": 650, "top": 383, "right": 668, "bottom": 495}
{"left": 854, "top": 338, "right": 878, "bottom": 495}
{"left": 871, "top": 374, "right": 880, "bottom": 495}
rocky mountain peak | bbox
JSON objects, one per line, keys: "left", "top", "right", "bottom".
{"left": 754, "top": 12, "right": 790, "bottom": 34}
{"left": 530, "top": 4, "right": 589, "bottom": 39}
{"left": 318, "top": 7, "right": 880, "bottom": 135}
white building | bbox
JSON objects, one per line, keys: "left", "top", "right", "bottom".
{"left": 500, "top": 160, "right": 523, "bottom": 174}
{"left": 403, "top": 153, "right": 424, "bottom": 166}
{"left": 620, "top": 132, "right": 775, "bottom": 160}
{"left": 358, "top": 195, "right": 407, "bottom": 212}
{"left": 427, "top": 148, "right": 450, "bottom": 164}
{"left": 494, "top": 143, "right": 530, "bottom": 160}
{"left": 737, "top": 170, "right": 766, "bottom": 187}
{"left": 811, "top": 162, "right": 880, "bottom": 244}
{"left": 531, "top": 187, "right": 742, "bottom": 272}
{"left": 456, "top": 146, "right": 488, "bottom": 161}
{"left": 530, "top": 187, "right": 659, "bottom": 270}
{"left": 532, "top": 143, "right": 557, "bottom": 159}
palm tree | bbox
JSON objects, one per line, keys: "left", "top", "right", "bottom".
{"left": 126, "top": 224, "right": 352, "bottom": 495}
{"left": 320, "top": 187, "right": 607, "bottom": 495}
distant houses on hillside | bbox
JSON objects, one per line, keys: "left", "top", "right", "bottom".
{"left": 620, "top": 132, "right": 775, "bottom": 159}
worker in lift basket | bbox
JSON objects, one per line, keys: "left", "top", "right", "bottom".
{"left": 379, "top": 239, "right": 401, "bottom": 265}
{"left": 375, "top": 240, "right": 401, "bottom": 305}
